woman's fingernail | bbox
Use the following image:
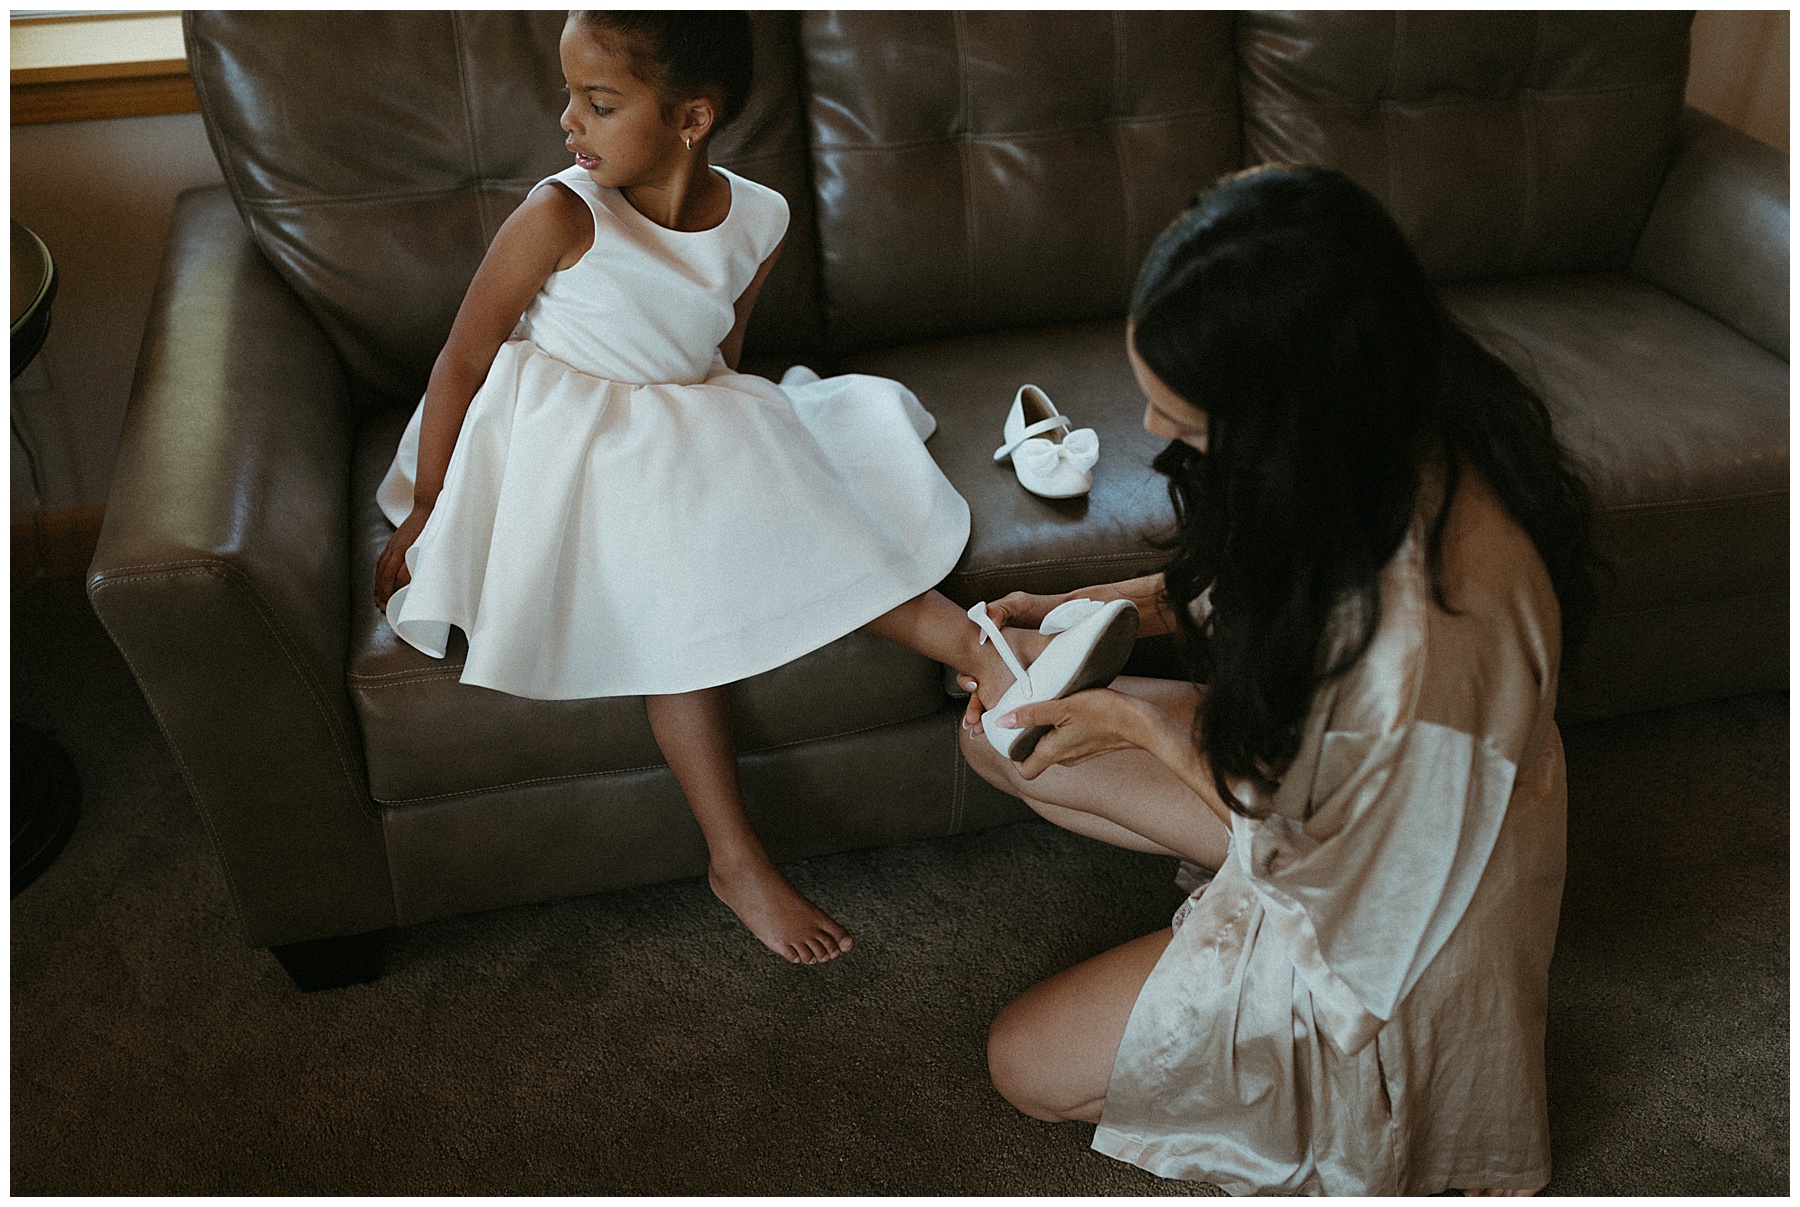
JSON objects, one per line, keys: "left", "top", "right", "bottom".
{"left": 998, "top": 713, "right": 1017, "bottom": 728}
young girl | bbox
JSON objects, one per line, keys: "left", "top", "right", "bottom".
{"left": 371, "top": 11, "right": 1106, "bottom": 965}
{"left": 959, "top": 166, "right": 1597, "bottom": 1194}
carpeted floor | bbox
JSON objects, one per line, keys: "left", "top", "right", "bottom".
{"left": 10, "top": 576, "right": 1790, "bottom": 1195}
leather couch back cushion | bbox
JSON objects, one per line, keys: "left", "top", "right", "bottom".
{"left": 1237, "top": 11, "right": 1692, "bottom": 282}
{"left": 800, "top": 11, "right": 1241, "bottom": 352}
{"left": 184, "top": 11, "right": 822, "bottom": 403}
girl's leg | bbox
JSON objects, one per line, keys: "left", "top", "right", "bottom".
{"left": 960, "top": 676, "right": 1232, "bottom": 871}
{"left": 863, "top": 590, "right": 1049, "bottom": 711}
{"left": 988, "top": 927, "right": 1173, "bottom": 1122}
{"left": 644, "top": 687, "right": 852, "bottom": 965}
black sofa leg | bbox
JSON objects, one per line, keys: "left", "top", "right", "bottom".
{"left": 269, "top": 929, "right": 387, "bottom": 992}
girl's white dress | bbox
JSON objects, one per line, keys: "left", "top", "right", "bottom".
{"left": 378, "top": 166, "right": 971, "bottom": 699}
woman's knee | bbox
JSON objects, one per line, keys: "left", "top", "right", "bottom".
{"left": 959, "top": 722, "right": 1028, "bottom": 797}
{"left": 986, "top": 994, "right": 1073, "bottom": 1123}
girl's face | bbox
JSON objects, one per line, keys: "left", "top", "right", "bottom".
{"left": 558, "top": 23, "right": 696, "bottom": 189}
{"left": 1128, "top": 335, "right": 1211, "bottom": 454}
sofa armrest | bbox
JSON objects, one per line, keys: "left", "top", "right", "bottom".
{"left": 1631, "top": 106, "right": 1789, "bottom": 359}
{"left": 87, "top": 185, "right": 394, "bottom": 949}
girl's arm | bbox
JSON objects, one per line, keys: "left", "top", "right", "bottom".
{"left": 374, "top": 183, "right": 592, "bottom": 609}
{"left": 719, "top": 236, "right": 784, "bottom": 373}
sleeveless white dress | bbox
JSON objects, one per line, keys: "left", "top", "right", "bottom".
{"left": 378, "top": 165, "right": 971, "bottom": 700}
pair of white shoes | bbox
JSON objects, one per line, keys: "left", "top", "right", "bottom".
{"left": 994, "top": 385, "right": 1099, "bottom": 498}
{"left": 968, "top": 596, "right": 1139, "bottom": 761}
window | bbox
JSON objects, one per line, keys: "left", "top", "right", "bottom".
{"left": 11, "top": 10, "right": 194, "bottom": 125}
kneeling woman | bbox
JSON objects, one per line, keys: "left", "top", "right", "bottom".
{"left": 960, "top": 166, "right": 1596, "bottom": 1196}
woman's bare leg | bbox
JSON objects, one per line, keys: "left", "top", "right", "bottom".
{"left": 960, "top": 675, "right": 1231, "bottom": 871}
{"left": 644, "top": 687, "right": 851, "bottom": 965}
{"left": 989, "top": 927, "right": 1173, "bottom": 1122}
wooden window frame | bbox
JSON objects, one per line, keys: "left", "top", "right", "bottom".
{"left": 11, "top": 11, "right": 195, "bottom": 125}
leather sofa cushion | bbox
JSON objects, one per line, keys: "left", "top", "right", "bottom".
{"left": 346, "top": 408, "right": 946, "bottom": 804}
{"left": 1238, "top": 11, "right": 1691, "bottom": 281}
{"left": 840, "top": 276, "right": 1787, "bottom": 628}
{"left": 184, "top": 11, "right": 821, "bottom": 403}
{"left": 799, "top": 11, "right": 1241, "bottom": 352}
{"left": 1443, "top": 273, "right": 1788, "bottom": 617}
{"left": 842, "top": 319, "right": 1175, "bottom": 605}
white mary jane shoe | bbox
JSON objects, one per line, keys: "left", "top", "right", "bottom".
{"left": 967, "top": 597, "right": 1139, "bottom": 761}
{"left": 993, "top": 384, "right": 1099, "bottom": 499}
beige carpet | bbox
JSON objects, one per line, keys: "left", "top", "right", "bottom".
{"left": 10, "top": 577, "right": 1788, "bottom": 1194}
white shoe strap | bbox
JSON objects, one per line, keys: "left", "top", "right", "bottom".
{"left": 966, "top": 602, "right": 1031, "bottom": 689}
{"left": 995, "top": 413, "right": 1073, "bottom": 460}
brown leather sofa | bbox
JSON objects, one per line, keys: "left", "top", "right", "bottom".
{"left": 89, "top": 12, "right": 1788, "bottom": 990}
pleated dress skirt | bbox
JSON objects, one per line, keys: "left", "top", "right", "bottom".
{"left": 378, "top": 342, "right": 971, "bottom": 700}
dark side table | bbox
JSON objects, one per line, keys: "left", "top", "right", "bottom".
{"left": 13, "top": 219, "right": 82, "bottom": 896}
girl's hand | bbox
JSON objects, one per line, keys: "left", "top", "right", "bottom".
{"left": 997, "top": 688, "right": 1162, "bottom": 780}
{"left": 374, "top": 505, "right": 432, "bottom": 612}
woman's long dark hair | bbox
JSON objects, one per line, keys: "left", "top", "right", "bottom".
{"left": 1133, "top": 166, "right": 1600, "bottom": 816}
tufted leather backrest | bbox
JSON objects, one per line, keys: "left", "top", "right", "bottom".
{"left": 798, "top": 11, "right": 1241, "bottom": 352}
{"left": 184, "top": 11, "right": 821, "bottom": 402}
{"left": 1236, "top": 11, "right": 1692, "bottom": 282}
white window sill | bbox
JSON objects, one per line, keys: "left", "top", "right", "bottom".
{"left": 11, "top": 11, "right": 194, "bottom": 125}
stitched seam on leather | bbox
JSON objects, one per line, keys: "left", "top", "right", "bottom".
{"left": 236, "top": 181, "right": 548, "bottom": 211}
{"left": 1510, "top": 18, "right": 1545, "bottom": 273}
{"left": 371, "top": 708, "right": 946, "bottom": 805}
{"left": 1248, "top": 76, "right": 1689, "bottom": 118}
{"left": 817, "top": 113, "right": 1233, "bottom": 156}
{"left": 1595, "top": 586, "right": 1787, "bottom": 621}
{"left": 90, "top": 563, "right": 373, "bottom": 818}
{"left": 947, "top": 716, "right": 965, "bottom": 835}
{"left": 1382, "top": 13, "right": 1402, "bottom": 214}
{"left": 1110, "top": 12, "right": 1135, "bottom": 278}
{"left": 450, "top": 13, "right": 495, "bottom": 242}
{"left": 377, "top": 765, "right": 664, "bottom": 805}
{"left": 182, "top": 21, "right": 264, "bottom": 254}
{"left": 350, "top": 669, "right": 470, "bottom": 687}
{"left": 954, "top": 12, "right": 977, "bottom": 329}
{"left": 955, "top": 549, "right": 1168, "bottom": 576}
{"left": 1600, "top": 488, "right": 1788, "bottom": 515}
{"left": 84, "top": 586, "right": 257, "bottom": 937}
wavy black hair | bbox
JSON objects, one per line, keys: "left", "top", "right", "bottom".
{"left": 574, "top": 10, "right": 754, "bottom": 131}
{"left": 1133, "top": 165, "right": 1600, "bottom": 817}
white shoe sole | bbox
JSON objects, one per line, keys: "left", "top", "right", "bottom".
{"left": 980, "top": 599, "right": 1139, "bottom": 762}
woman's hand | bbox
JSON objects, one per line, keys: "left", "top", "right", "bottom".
{"left": 998, "top": 687, "right": 1165, "bottom": 780}
{"left": 374, "top": 504, "right": 433, "bottom": 612}
{"left": 958, "top": 590, "right": 1079, "bottom": 732}
{"left": 979, "top": 589, "right": 1064, "bottom": 632}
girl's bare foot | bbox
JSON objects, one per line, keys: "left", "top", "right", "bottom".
{"left": 708, "top": 855, "right": 853, "bottom": 964}
{"left": 965, "top": 625, "right": 1052, "bottom": 710}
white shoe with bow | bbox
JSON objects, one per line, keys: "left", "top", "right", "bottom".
{"left": 968, "top": 597, "right": 1139, "bottom": 761}
{"left": 993, "top": 384, "right": 1099, "bottom": 498}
